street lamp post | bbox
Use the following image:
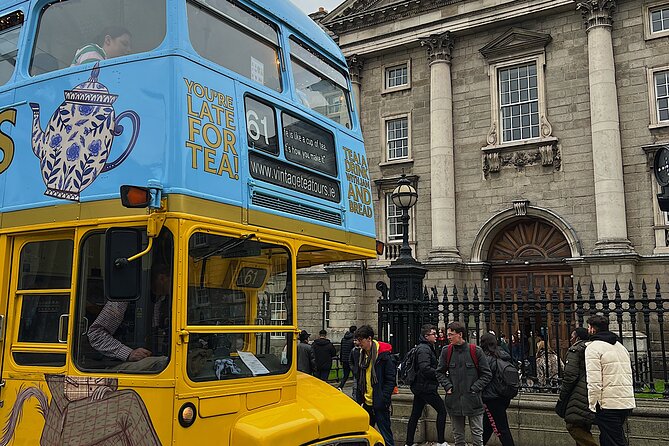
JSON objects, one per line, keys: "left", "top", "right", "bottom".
{"left": 380, "top": 173, "right": 427, "bottom": 358}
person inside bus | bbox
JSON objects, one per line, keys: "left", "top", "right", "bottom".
{"left": 71, "top": 26, "right": 132, "bottom": 66}
{"left": 87, "top": 264, "right": 171, "bottom": 371}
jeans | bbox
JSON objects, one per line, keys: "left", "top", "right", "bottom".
{"left": 482, "top": 399, "right": 515, "bottom": 446}
{"left": 339, "top": 361, "right": 352, "bottom": 388}
{"left": 594, "top": 409, "right": 630, "bottom": 446}
{"left": 566, "top": 422, "right": 598, "bottom": 446}
{"left": 363, "top": 404, "right": 394, "bottom": 446}
{"left": 406, "top": 389, "right": 447, "bottom": 444}
{"left": 450, "top": 413, "right": 483, "bottom": 446}
{"left": 317, "top": 368, "right": 330, "bottom": 381}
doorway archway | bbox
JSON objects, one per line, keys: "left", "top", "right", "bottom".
{"left": 487, "top": 218, "right": 573, "bottom": 358}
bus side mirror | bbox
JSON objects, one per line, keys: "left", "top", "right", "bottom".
{"left": 105, "top": 227, "right": 142, "bottom": 300}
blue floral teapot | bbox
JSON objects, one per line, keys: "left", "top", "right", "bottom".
{"left": 30, "top": 64, "right": 140, "bottom": 201}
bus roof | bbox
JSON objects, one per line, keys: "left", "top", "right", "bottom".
{"left": 251, "top": 1, "right": 344, "bottom": 65}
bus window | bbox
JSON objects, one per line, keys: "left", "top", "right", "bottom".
{"left": 73, "top": 229, "right": 173, "bottom": 373}
{"left": 289, "top": 38, "right": 351, "bottom": 128}
{"left": 0, "top": 11, "right": 23, "bottom": 84}
{"left": 14, "top": 239, "right": 73, "bottom": 366}
{"left": 187, "top": 0, "right": 282, "bottom": 92}
{"left": 186, "top": 233, "right": 292, "bottom": 381}
{"left": 30, "top": 0, "right": 166, "bottom": 75}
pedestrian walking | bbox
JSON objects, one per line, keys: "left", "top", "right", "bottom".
{"left": 556, "top": 328, "right": 597, "bottom": 446}
{"left": 350, "top": 338, "right": 361, "bottom": 398}
{"left": 297, "top": 329, "right": 317, "bottom": 375}
{"left": 480, "top": 333, "right": 516, "bottom": 446}
{"left": 352, "top": 324, "right": 396, "bottom": 446}
{"left": 404, "top": 324, "right": 449, "bottom": 446}
{"left": 436, "top": 321, "right": 492, "bottom": 446}
{"left": 338, "top": 325, "right": 357, "bottom": 390}
{"left": 585, "top": 315, "right": 635, "bottom": 446}
{"left": 312, "top": 329, "right": 337, "bottom": 381}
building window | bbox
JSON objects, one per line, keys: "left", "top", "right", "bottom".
{"left": 648, "top": 67, "right": 669, "bottom": 128}
{"left": 386, "top": 117, "right": 409, "bottom": 161}
{"left": 655, "top": 71, "right": 669, "bottom": 122}
{"left": 386, "top": 192, "right": 403, "bottom": 242}
{"left": 651, "top": 6, "right": 669, "bottom": 32}
{"left": 386, "top": 64, "right": 407, "bottom": 88}
{"left": 323, "top": 291, "right": 330, "bottom": 328}
{"left": 499, "top": 63, "right": 540, "bottom": 142}
{"left": 382, "top": 60, "right": 411, "bottom": 93}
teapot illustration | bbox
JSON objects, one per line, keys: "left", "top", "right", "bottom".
{"left": 30, "top": 64, "right": 140, "bottom": 201}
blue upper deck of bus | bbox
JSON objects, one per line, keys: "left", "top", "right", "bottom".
{"left": 0, "top": 0, "right": 375, "bottom": 248}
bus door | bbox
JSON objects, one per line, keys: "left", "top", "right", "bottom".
{"left": 1, "top": 234, "right": 73, "bottom": 420}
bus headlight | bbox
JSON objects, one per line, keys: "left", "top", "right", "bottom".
{"left": 178, "top": 402, "right": 197, "bottom": 428}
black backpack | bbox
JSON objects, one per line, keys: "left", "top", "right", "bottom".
{"left": 493, "top": 357, "right": 520, "bottom": 399}
{"left": 398, "top": 346, "right": 419, "bottom": 385}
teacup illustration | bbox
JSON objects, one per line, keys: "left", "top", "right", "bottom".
{"left": 30, "top": 64, "right": 140, "bottom": 201}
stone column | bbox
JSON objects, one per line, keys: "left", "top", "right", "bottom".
{"left": 420, "top": 32, "right": 461, "bottom": 261}
{"left": 346, "top": 55, "right": 363, "bottom": 123}
{"left": 575, "top": 0, "right": 633, "bottom": 254}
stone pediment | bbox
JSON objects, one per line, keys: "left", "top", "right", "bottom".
{"left": 479, "top": 28, "right": 552, "bottom": 61}
{"left": 322, "top": 0, "right": 464, "bottom": 33}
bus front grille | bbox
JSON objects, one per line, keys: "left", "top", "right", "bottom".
{"left": 252, "top": 192, "right": 342, "bottom": 226}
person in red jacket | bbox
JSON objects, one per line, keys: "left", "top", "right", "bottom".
{"left": 352, "top": 325, "right": 396, "bottom": 446}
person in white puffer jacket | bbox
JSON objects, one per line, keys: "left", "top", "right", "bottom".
{"left": 585, "top": 315, "right": 635, "bottom": 446}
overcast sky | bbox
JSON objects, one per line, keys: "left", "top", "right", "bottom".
{"left": 290, "top": 0, "right": 343, "bottom": 15}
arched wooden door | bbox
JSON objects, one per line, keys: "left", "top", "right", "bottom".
{"left": 487, "top": 218, "right": 573, "bottom": 356}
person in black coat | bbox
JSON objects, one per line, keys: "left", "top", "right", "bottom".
{"left": 352, "top": 325, "right": 396, "bottom": 446}
{"left": 405, "top": 325, "right": 448, "bottom": 446}
{"left": 481, "top": 333, "right": 516, "bottom": 446}
{"left": 338, "top": 325, "right": 357, "bottom": 389}
{"left": 312, "top": 329, "right": 337, "bottom": 381}
{"left": 557, "top": 328, "right": 596, "bottom": 446}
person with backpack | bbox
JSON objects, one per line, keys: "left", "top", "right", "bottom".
{"left": 556, "top": 328, "right": 596, "bottom": 446}
{"left": 404, "top": 324, "right": 448, "bottom": 446}
{"left": 436, "top": 321, "right": 492, "bottom": 446}
{"left": 480, "top": 333, "right": 517, "bottom": 446}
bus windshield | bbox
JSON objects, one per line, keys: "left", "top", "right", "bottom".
{"left": 186, "top": 232, "right": 292, "bottom": 382}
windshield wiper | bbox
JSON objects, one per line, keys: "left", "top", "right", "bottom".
{"left": 194, "top": 234, "right": 256, "bottom": 262}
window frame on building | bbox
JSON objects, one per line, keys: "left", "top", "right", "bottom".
{"left": 381, "top": 113, "right": 412, "bottom": 163}
{"left": 648, "top": 65, "right": 669, "bottom": 129}
{"left": 487, "top": 54, "right": 548, "bottom": 146}
{"left": 644, "top": 1, "right": 669, "bottom": 40}
{"left": 380, "top": 191, "right": 416, "bottom": 254}
{"left": 382, "top": 60, "right": 411, "bottom": 94}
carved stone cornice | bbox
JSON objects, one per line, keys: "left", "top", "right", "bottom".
{"left": 479, "top": 28, "right": 552, "bottom": 62}
{"left": 420, "top": 32, "right": 454, "bottom": 65}
{"left": 574, "top": 0, "right": 616, "bottom": 30}
{"left": 323, "top": 0, "right": 465, "bottom": 34}
{"left": 482, "top": 138, "right": 561, "bottom": 178}
{"left": 346, "top": 54, "right": 364, "bottom": 83}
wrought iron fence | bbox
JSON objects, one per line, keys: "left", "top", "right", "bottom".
{"left": 377, "top": 279, "right": 669, "bottom": 398}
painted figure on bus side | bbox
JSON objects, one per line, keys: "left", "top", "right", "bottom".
{"left": 71, "top": 26, "right": 132, "bottom": 66}
{"left": 0, "top": 374, "right": 160, "bottom": 446}
{"left": 30, "top": 64, "right": 140, "bottom": 201}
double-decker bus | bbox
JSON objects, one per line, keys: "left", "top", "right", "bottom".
{"left": 0, "top": 0, "right": 381, "bottom": 444}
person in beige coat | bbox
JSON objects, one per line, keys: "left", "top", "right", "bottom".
{"left": 585, "top": 315, "right": 635, "bottom": 446}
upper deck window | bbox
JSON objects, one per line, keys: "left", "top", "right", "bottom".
{"left": 0, "top": 11, "right": 23, "bottom": 85}
{"left": 187, "top": 0, "right": 282, "bottom": 92}
{"left": 30, "top": 0, "right": 166, "bottom": 76}
{"left": 289, "top": 38, "right": 351, "bottom": 128}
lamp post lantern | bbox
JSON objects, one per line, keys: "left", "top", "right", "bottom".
{"left": 391, "top": 173, "right": 418, "bottom": 263}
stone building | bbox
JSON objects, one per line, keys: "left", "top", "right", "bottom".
{"left": 296, "top": 0, "right": 669, "bottom": 345}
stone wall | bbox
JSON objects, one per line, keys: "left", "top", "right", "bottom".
{"left": 391, "top": 390, "right": 669, "bottom": 445}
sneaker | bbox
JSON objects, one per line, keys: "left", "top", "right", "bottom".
{"left": 433, "top": 442, "right": 450, "bottom": 446}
